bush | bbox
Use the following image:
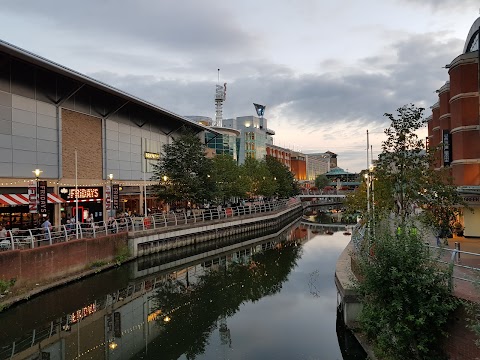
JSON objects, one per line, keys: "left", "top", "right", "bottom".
{"left": 355, "top": 222, "right": 458, "bottom": 359}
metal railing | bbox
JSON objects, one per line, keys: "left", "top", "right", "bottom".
{"left": 350, "top": 225, "right": 480, "bottom": 298}
{"left": 0, "top": 198, "right": 301, "bottom": 251}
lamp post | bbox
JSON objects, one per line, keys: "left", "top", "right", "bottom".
{"left": 108, "top": 174, "right": 113, "bottom": 217}
{"left": 162, "top": 175, "right": 168, "bottom": 213}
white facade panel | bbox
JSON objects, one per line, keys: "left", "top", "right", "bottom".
{"left": 36, "top": 101, "right": 56, "bottom": 117}
{"left": 12, "top": 135, "right": 37, "bottom": 151}
{"left": 0, "top": 148, "right": 12, "bottom": 162}
{"left": 0, "top": 162, "right": 12, "bottom": 177}
{"left": 37, "top": 139, "right": 58, "bottom": 154}
{"left": 12, "top": 94, "right": 36, "bottom": 113}
{"left": 12, "top": 122, "right": 36, "bottom": 138}
{"left": 36, "top": 126, "right": 57, "bottom": 141}
{"left": 12, "top": 108, "right": 36, "bottom": 126}
{"left": 13, "top": 149, "right": 37, "bottom": 164}
{"left": 0, "top": 134, "right": 12, "bottom": 148}
{"left": 37, "top": 114, "right": 57, "bottom": 129}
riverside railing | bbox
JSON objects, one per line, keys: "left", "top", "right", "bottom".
{"left": 0, "top": 199, "right": 300, "bottom": 251}
{"left": 350, "top": 225, "right": 480, "bottom": 296}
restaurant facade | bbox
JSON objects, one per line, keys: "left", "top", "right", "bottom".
{"left": 0, "top": 40, "right": 217, "bottom": 228}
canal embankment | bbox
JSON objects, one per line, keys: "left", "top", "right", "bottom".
{"left": 0, "top": 203, "right": 303, "bottom": 311}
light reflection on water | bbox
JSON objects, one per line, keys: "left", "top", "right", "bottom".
{"left": 0, "top": 223, "right": 366, "bottom": 360}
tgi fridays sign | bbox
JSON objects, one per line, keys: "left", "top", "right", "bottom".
{"left": 38, "top": 181, "right": 47, "bottom": 214}
{"left": 28, "top": 180, "right": 37, "bottom": 213}
{"left": 60, "top": 187, "right": 103, "bottom": 202}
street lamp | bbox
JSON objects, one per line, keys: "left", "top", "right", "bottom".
{"left": 33, "top": 168, "right": 42, "bottom": 179}
{"left": 108, "top": 174, "right": 113, "bottom": 217}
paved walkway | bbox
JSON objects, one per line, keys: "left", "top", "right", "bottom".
{"left": 423, "top": 230, "right": 480, "bottom": 302}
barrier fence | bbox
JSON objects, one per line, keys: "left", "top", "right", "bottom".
{"left": 0, "top": 199, "right": 300, "bottom": 251}
{"left": 351, "top": 224, "right": 480, "bottom": 297}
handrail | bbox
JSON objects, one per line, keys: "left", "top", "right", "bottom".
{"left": 0, "top": 199, "right": 301, "bottom": 251}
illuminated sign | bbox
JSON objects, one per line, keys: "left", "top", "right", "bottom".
{"left": 148, "top": 309, "right": 162, "bottom": 323}
{"left": 60, "top": 187, "right": 103, "bottom": 201}
{"left": 38, "top": 181, "right": 47, "bottom": 214}
{"left": 144, "top": 152, "right": 160, "bottom": 160}
{"left": 462, "top": 196, "right": 480, "bottom": 203}
{"left": 112, "top": 184, "right": 119, "bottom": 210}
{"left": 443, "top": 130, "right": 452, "bottom": 166}
{"left": 68, "top": 303, "right": 97, "bottom": 324}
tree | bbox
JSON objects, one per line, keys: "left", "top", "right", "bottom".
{"left": 240, "top": 158, "right": 276, "bottom": 198}
{"left": 152, "top": 131, "right": 214, "bottom": 206}
{"left": 265, "top": 155, "right": 299, "bottom": 198}
{"left": 354, "top": 104, "right": 465, "bottom": 230}
{"left": 355, "top": 223, "right": 457, "bottom": 359}
{"left": 211, "top": 154, "right": 247, "bottom": 204}
{"left": 314, "top": 174, "right": 330, "bottom": 190}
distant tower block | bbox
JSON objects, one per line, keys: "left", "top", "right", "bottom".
{"left": 215, "top": 83, "right": 226, "bottom": 126}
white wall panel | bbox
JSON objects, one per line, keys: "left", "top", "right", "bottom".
{"left": 12, "top": 135, "right": 37, "bottom": 151}
{"left": 12, "top": 108, "right": 36, "bottom": 126}
{"left": 12, "top": 94, "right": 36, "bottom": 112}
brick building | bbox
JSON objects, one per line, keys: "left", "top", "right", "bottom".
{"left": 427, "top": 18, "right": 480, "bottom": 237}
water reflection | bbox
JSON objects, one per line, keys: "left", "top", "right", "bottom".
{"left": 0, "top": 220, "right": 365, "bottom": 360}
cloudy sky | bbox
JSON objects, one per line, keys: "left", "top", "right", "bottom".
{"left": 0, "top": 0, "right": 478, "bottom": 171}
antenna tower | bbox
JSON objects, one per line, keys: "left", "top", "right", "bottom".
{"left": 214, "top": 69, "right": 226, "bottom": 127}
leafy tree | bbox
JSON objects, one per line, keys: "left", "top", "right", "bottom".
{"left": 265, "top": 155, "right": 299, "bottom": 198}
{"left": 314, "top": 174, "right": 330, "bottom": 190}
{"left": 355, "top": 223, "right": 457, "bottom": 360}
{"left": 211, "top": 154, "right": 248, "bottom": 204}
{"left": 152, "top": 131, "right": 215, "bottom": 206}
{"left": 348, "top": 104, "right": 465, "bottom": 231}
{"left": 240, "top": 158, "right": 276, "bottom": 198}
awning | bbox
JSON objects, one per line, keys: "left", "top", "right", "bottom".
{"left": 0, "top": 193, "right": 64, "bottom": 206}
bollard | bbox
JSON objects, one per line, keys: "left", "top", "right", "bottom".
{"left": 455, "top": 242, "right": 461, "bottom": 262}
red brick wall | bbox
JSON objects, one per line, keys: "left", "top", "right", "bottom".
{"left": 443, "top": 305, "right": 480, "bottom": 360}
{"left": 449, "top": 62, "right": 478, "bottom": 97}
{"left": 0, "top": 233, "right": 127, "bottom": 286}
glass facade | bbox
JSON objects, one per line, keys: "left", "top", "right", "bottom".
{"left": 205, "top": 132, "right": 239, "bottom": 161}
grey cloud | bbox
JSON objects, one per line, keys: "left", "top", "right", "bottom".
{"left": 89, "top": 31, "right": 463, "bottom": 134}
{"left": 2, "top": 0, "right": 256, "bottom": 54}
{"left": 398, "top": 0, "right": 479, "bottom": 11}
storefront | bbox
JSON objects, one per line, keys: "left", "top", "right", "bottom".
{"left": 59, "top": 186, "right": 104, "bottom": 223}
{"left": 0, "top": 188, "right": 63, "bottom": 229}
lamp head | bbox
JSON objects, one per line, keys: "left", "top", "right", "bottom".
{"left": 163, "top": 175, "right": 168, "bottom": 182}
{"left": 108, "top": 173, "right": 113, "bottom": 181}
{"left": 33, "top": 169, "right": 42, "bottom": 178}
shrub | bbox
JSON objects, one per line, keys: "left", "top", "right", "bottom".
{"left": 355, "top": 222, "right": 458, "bottom": 359}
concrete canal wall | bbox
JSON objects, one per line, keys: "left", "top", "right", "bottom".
{"left": 0, "top": 204, "right": 302, "bottom": 305}
{"left": 130, "top": 205, "right": 303, "bottom": 257}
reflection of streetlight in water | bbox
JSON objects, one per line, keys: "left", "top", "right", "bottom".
{"left": 109, "top": 341, "right": 118, "bottom": 350}
{"left": 163, "top": 315, "right": 171, "bottom": 322}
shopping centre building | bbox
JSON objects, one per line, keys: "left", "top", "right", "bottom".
{"left": 0, "top": 40, "right": 217, "bottom": 228}
{"left": 427, "top": 18, "right": 480, "bottom": 237}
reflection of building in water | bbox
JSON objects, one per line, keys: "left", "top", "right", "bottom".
{"left": 3, "top": 224, "right": 305, "bottom": 360}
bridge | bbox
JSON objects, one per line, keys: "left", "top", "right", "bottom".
{"left": 298, "top": 194, "right": 346, "bottom": 199}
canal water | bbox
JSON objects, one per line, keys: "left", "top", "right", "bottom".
{"left": 0, "top": 221, "right": 366, "bottom": 360}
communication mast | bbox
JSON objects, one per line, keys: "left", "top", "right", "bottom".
{"left": 214, "top": 68, "right": 226, "bottom": 126}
